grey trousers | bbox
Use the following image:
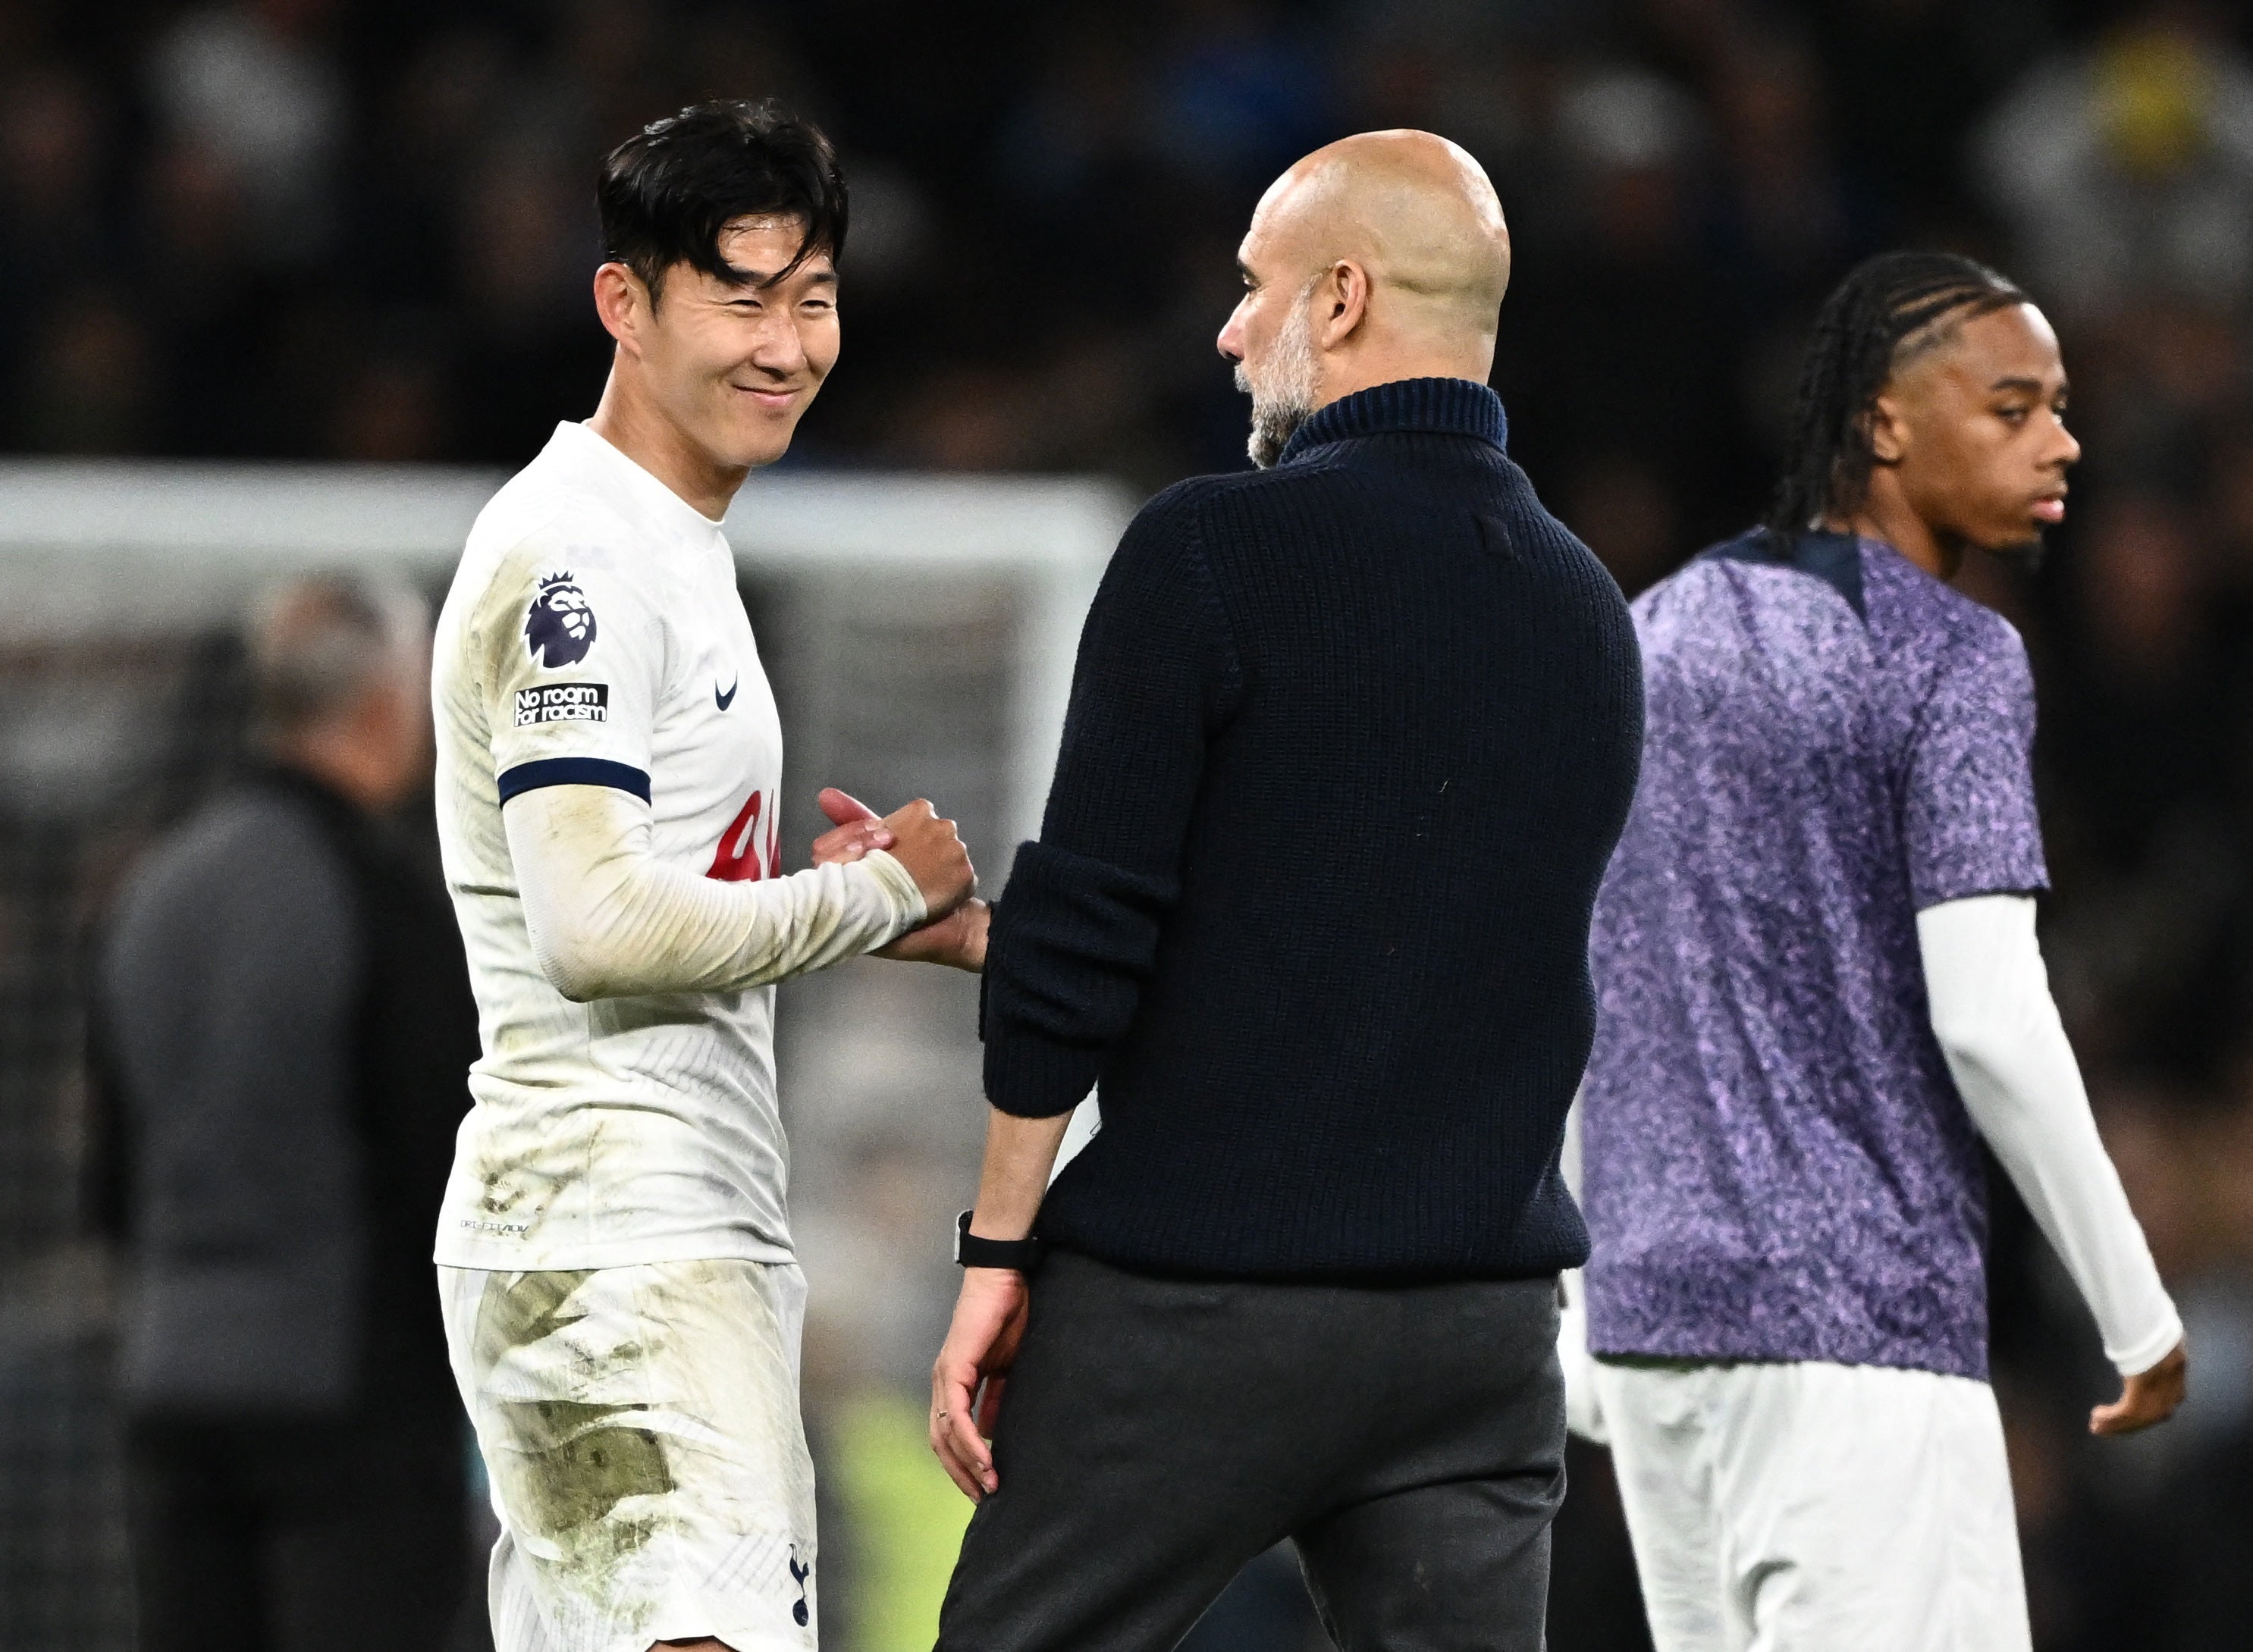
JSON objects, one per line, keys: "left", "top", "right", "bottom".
{"left": 935, "top": 1252, "right": 1566, "bottom": 1652}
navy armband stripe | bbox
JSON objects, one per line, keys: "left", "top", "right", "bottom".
{"left": 497, "top": 757, "right": 651, "bottom": 804}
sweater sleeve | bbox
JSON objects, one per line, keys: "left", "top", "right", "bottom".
{"left": 982, "top": 487, "right": 1242, "bottom": 1118}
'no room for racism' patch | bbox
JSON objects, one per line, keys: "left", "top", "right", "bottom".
{"left": 515, "top": 683, "right": 610, "bottom": 726}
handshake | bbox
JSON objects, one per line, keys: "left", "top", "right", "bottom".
{"left": 809, "top": 786, "right": 986, "bottom": 972}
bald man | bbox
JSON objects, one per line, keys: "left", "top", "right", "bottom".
{"left": 925, "top": 133, "right": 1644, "bottom": 1651}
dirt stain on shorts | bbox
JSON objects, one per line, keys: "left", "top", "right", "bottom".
{"left": 473, "top": 1270, "right": 594, "bottom": 1366}
{"left": 494, "top": 1398, "right": 676, "bottom": 1537}
{"left": 474, "top": 1271, "right": 677, "bottom": 1598}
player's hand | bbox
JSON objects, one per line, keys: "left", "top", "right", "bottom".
{"left": 930, "top": 1265, "right": 1030, "bottom": 1502}
{"left": 820, "top": 784, "right": 977, "bottom": 919}
{"left": 879, "top": 898, "right": 989, "bottom": 971}
{"left": 811, "top": 788, "right": 896, "bottom": 866}
{"left": 879, "top": 798, "right": 974, "bottom": 919}
{"left": 2091, "top": 1340, "right": 2187, "bottom": 1435}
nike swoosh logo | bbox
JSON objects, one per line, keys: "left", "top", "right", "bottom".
{"left": 715, "top": 679, "right": 738, "bottom": 711}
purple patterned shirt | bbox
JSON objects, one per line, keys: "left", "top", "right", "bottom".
{"left": 1581, "top": 531, "right": 2048, "bottom": 1380}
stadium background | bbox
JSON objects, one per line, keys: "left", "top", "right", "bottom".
{"left": 3, "top": 0, "right": 2252, "bottom": 1647}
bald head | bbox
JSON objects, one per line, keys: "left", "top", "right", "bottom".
{"left": 1219, "top": 130, "right": 1511, "bottom": 466}
{"left": 1264, "top": 132, "right": 1510, "bottom": 333}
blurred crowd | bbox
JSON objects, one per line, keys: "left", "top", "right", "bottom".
{"left": 7, "top": 0, "right": 2253, "bottom": 1647}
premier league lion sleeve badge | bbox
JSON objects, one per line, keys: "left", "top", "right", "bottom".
{"left": 489, "top": 557, "right": 654, "bottom": 805}
{"left": 525, "top": 572, "right": 598, "bottom": 668}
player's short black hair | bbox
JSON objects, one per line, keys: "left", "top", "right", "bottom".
{"left": 597, "top": 98, "right": 847, "bottom": 302}
{"left": 1766, "top": 251, "right": 2028, "bottom": 537}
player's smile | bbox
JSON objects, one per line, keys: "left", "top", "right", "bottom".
{"left": 589, "top": 207, "right": 840, "bottom": 509}
{"left": 732, "top": 381, "right": 803, "bottom": 409}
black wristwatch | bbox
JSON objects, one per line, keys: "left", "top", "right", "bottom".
{"left": 954, "top": 1208, "right": 1045, "bottom": 1271}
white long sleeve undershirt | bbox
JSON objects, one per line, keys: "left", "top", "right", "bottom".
{"left": 1558, "top": 1099, "right": 1608, "bottom": 1443}
{"left": 502, "top": 783, "right": 926, "bottom": 1002}
{"left": 1918, "top": 893, "right": 2182, "bottom": 1377}
{"left": 1561, "top": 892, "right": 2182, "bottom": 1444}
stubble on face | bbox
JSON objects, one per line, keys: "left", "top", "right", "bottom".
{"left": 1237, "top": 292, "right": 1320, "bottom": 469}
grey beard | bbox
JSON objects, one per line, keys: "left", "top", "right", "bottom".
{"left": 1236, "top": 300, "right": 1320, "bottom": 469}
{"left": 1244, "top": 388, "right": 1313, "bottom": 469}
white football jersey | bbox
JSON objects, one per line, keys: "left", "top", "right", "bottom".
{"left": 433, "top": 421, "right": 825, "bottom": 1270}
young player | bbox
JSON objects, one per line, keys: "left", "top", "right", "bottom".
{"left": 430, "top": 101, "right": 981, "bottom": 1652}
{"left": 1567, "top": 251, "right": 2188, "bottom": 1650}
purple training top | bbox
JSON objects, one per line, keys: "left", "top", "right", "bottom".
{"left": 1581, "top": 529, "right": 2048, "bottom": 1381}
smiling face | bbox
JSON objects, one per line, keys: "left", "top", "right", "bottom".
{"left": 1872, "top": 302, "right": 2081, "bottom": 560}
{"left": 607, "top": 214, "right": 840, "bottom": 476}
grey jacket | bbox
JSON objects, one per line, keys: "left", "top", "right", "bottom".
{"left": 101, "top": 782, "right": 368, "bottom": 1415}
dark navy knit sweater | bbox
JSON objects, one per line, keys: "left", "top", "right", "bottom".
{"left": 984, "top": 377, "right": 1644, "bottom": 1279}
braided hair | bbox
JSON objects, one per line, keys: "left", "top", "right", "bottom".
{"left": 1765, "top": 252, "right": 2028, "bottom": 538}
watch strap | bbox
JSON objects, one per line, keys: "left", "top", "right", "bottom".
{"left": 954, "top": 1208, "right": 1045, "bottom": 1271}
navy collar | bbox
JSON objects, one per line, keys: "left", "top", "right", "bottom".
{"left": 1703, "top": 527, "right": 1867, "bottom": 619}
{"left": 1276, "top": 377, "right": 1508, "bottom": 466}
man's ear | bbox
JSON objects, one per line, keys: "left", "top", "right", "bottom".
{"left": 593, "top": 262, "right": 652, "bottom": 353}
{"left": 1865, "top": 391, "right": 1909, "bottom": 466}
{"left": 1314, "top": 259, "right": 1370, "bottom": 351}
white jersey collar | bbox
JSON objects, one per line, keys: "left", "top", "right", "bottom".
{"left": 546, "top": 421, "right": 731, "bottom": 547}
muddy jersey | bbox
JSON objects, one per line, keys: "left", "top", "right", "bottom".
{"left": 431, "top": 421, "right": 893, "bottom": 1271}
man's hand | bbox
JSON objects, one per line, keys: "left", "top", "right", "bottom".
{"left": 930, "top": 1265, "right": 1030, "bottom": 1501}
{"left": 880, "top": 898, "right": 988, "bottom": 971}
{"left": 817, "top": 788, "right": 977, "bottom": 936}
{"left": 2091, "top": 1340, "right": 2187, "bottom": 1435}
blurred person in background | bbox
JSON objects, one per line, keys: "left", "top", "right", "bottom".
{"left": 928, "top": 130, "right": 1643, "bottom": 1652}
{"left": 1975, "top": 3, "right": 2253, "bottom": 319}
{"left": 0, "top": 62, "right": 112, "bottom": 407}
{"left": 1567, "top": 251, "right": 2187, "bottom": 1652}
{"left": 146, "top": 0, "right": 345, "bottom": 269}
{"left": 429, "top": 99, "right": 981, "bottom": 1652}
{"left": 1500, "top": 64, "right": 1751, "bottom": 568}
{"left": 96, "top": 574, "right": 479, "bottom": 1652}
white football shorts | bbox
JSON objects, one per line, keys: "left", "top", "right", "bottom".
{"left": 440, "top": 1259, "right": 820, "bottom": 1652}
{"left": 1591, "top": 1358, "right": 2030, "bottom": 1652}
